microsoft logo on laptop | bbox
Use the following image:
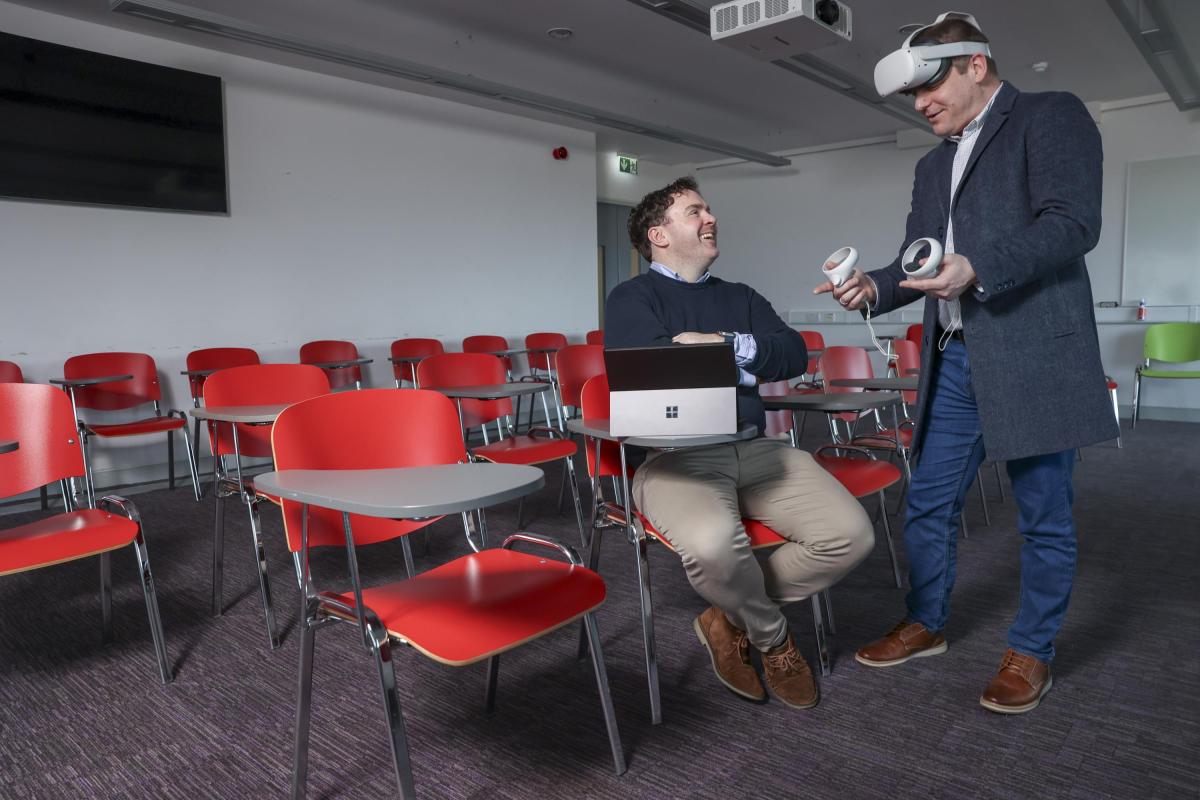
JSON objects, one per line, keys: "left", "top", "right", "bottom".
{"left": 665, "top": 405, "right": 679, "bottom": 419}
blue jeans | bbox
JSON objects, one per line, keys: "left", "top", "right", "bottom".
{"left": 904, "top": 339, "right": 1077, "bottom": 662}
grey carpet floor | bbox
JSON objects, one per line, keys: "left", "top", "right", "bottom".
{"left": 0, "top": 420, "right": 1197, "bottom": 800}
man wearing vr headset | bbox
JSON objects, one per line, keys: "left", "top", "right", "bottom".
{"left": 816, "top": 12, "right": 1117, "bottom": 714}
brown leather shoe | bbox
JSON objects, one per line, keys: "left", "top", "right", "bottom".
{"left": 980, "top": 648, "right": 1052, "bottom": 714}
{"left": 762, "top": 633, "right": 819, "bottom": 709}
{"left": 855, "top": 619, "right": 948, "bottom": 667}
{"left": 693, "top": 607, "right": 765, "bottom": 701}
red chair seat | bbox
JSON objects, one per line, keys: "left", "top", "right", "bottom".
{"left": 86, "top": 416, "right": 185, "bottom": 437}
{"left": 815, "top": 453, "right": 902, "bottom": 497}
{"left": 332, "top": 548, "right": 606, "bottom": 666}
{"left": 0, "top": 509, "right": 138, "bottom": 576}
{"left": 474, "top": 435, "right": 576, "bottom": 465}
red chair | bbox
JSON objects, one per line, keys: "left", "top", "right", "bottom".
{"left": 524, "top": 332, "right": 569, "bottom": 429}
{"left": 202, "top": 364, "right": 330, "bottom": 647}
{"left": 463, "top": 335, "right": 513, "bottom": 375}
{"left": 184, "top": 347, "right": 261, "bottom": 476}
{"left": 905, "top": 323, "right": 924, "bottom": 346}
{"left": 389, "top": 338, "right": 444, "bottom": 388}
{"left": 0, "top": 361, "right": 24, "bottom": 383}
{"left": 300, "top": 340, "right": 366, "bottom": 390}
{"left": 272, "top": 389, "right": 625, "bottom": 796}
{"left": 62, "top": 352, "right": 201, "bottom": 504}
{"left": 417, "top": 353, "right": 587, "bottom": 544}
{"left": 578, "top": 375, "right": 835, "bottom": 721}
{"left": 556, "top": 344, "right": 606, "bottom": 418}
{"left": 0, "top": 383, "right": 171, "bottom": 683}
{"left": 586, "top": 329, "right": 604, "bottom": 346}
{"left": 798, "top": 330, "right": 826, "bottom": 352}
{"left": 888, "top": 339, "right": 921, "bottom": 407}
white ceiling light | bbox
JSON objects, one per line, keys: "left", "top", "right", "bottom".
{"left": 546, "top": 27, "right": 574, "bottom": 41}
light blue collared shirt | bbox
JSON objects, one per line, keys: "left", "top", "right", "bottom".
{"left": 650, "top": 261, "right": 758, "bottom": 387}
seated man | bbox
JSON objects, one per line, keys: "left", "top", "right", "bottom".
{"left": 605, "top": 176, "right": 874, "bottom": 709}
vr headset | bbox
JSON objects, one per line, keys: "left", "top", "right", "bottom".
{"left": 874, "top": 11, "right": 991, "bottom": 97}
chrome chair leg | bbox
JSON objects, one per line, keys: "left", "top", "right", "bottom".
{"left": 400, "top": 536, "right": 416, "bottom": 579}
{"left": 1132, "top": 372, "right": 1142, "bottom": 428}
{"left": 179, "top": 421, "right": 203, "bottom": 502}
{"left": 290, "top": 600, "right": 318, "bottom": 800}
{"left": 245, "top": 495, "right": 280, "bottom": 649}
{"left": 823, "top": 588, "right": 836, "bottom": 634}
{"left": 565, "top": 457, "right": 587, "bottom": 549}
{"left": 878, "top": 491, "right": 902, "bottom": 588}
{"left": 484, "top": 655, "right": 500, "bottom": 715}
{"left": 583, "top": 612, "right": 627, "bottom": 775}
{"left": 372, "top": 632, "right": 417, "bottom": 799}
{"left": 213, "top": 486, "right": 226, "bottom": 616}
{"left": 810, "top": 592, "right": 830, "bottom": 676}
{"left": 960, "top": 511, "right": 969, "bottom": 539}
{"left": 993, "top": 462, "right": 1005, "bottom": 501}
{"left": 117, "top": 507, "right": 171, "bottom": 685}
{"left": 100, "top": 551, "right": 113, "bottom": 642}
{"left": 167, "top": 429, "right": 175, "bottom": 490}
{"left": 1111, "top": 386, "right": 1122, "bottom": 448}
{"left": 633, "top": 535, "right": 663, "bottom": 725}
{"left": 976, "top": 469, "right": 991, "bottom": 527}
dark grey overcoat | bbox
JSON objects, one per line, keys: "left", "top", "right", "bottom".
{"left": 868, "top": 82, "right": 1119, "bottom": 463}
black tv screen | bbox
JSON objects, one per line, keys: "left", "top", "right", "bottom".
{"left": 0, "top": 31, "right": 227, "bottom": 213}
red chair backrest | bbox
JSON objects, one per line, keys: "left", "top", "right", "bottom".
{"left": 525, "top": 332, "right": 567, "bottom": 372}
{"left": 905, "top": 324, "right": 924, "bottom": 346}
{"left": 555, "top": 344, "right": 606, "bottom": 409}
{"left": 889, "top": 339, "right": 921, "bottom": 404}
{"left": 416, "top": 353, "right": 510, "bottom": 428}
{"left": 202, "top": 364, "right": 330, "bottom": 458}
{"left": 586, "top": 329, "right": 604, "bottom": 346}
{"left": 64, "top": 352, "right": 161, "bottom": 411}
{"left": 299, "top": 340, "right": 362, "bottom": 389}
{"left": 818, "top": 346, "right": 874, "bottom": 423}
{"left": 798, "top": 330, "right": 826, "bottom": 351}
{"left": 271, "top": 389, "right": 467, "bottom": 551}
{"left": 390, "top": 338, "right": 444, "bottom": 384}
{"left": 185, "top": 347, "right": 260, "bottom": 400}
{"left": 0, "top": 361, "right": 24, "bottom": 383}
{"left": 0, "top": 383, "right": 84, "bottom": 498}
{"left": 463, "top": 335, "right": 512, "bottom": 373}
{"left": 757, "top": 379, "right": 794, "bottom": 438}
{"left": 579, "top": 375, "right": 624, "bottom": 480}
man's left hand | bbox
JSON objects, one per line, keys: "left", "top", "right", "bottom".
{"left": 672, "top": 332, "right": 724, "bottom": 345}
{"left": 899, "top": 253, "right": 977, "bottom": 300}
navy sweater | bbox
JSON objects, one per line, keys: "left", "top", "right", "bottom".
{"left": 604, "top": 270, "right": 808, "bottom": 434}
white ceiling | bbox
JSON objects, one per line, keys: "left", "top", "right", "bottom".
{"left": 13, "top": 0, "right": 1172, "bottom": 165}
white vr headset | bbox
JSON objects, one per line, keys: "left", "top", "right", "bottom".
{"left": 874, "top": 12, "right": 991, "bottom": 97}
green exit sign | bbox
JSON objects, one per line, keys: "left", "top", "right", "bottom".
{"left": 618, "top": 155, "right": 638, "bottom": 175}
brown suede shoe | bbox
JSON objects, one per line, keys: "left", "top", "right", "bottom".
{"left": 762, "top": 633, "right": 819, "bottom": 709}
{"left": 855, "top": 619, "right": 948, "bottom": 667}
{"left": 980, "top": 648, "right": 1052, "bottom": 714}
{"left": 693, "top": 607, "right": 765, "bottom": 701}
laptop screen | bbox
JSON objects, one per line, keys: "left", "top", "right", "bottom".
{"left": 604, "top": 343, "right": 739, "bottom": 392}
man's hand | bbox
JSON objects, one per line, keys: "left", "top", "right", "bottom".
{"left": 672, "top": 332, "right": 725, "bottom": 345}
{"left": 899, "top": 253, "right": 977, "bottom": 300}
{"left": 813, "top": 267, "right": 877, "bottom": 310}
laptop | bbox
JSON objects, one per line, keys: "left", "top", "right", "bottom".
{"left": 604, "top": 343, "right": 739, "bottom": 437}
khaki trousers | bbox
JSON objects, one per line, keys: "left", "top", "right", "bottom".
{"left": 632, "top": 437, "right": 874, "bottom": 652}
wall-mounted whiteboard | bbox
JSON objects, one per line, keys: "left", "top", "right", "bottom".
{"left": 1122, "top": 154, "right": 1200, "bottom": 306}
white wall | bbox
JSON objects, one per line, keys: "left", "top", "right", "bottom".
{"left": 0, "top": 2, "right": 599, "bottom": 487}
{"left": 691, "top": 95, "right": 1200, "bottom": 420}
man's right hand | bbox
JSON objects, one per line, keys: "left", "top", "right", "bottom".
{"left": 813, "top": 266, "right": 877, "bottom": 310}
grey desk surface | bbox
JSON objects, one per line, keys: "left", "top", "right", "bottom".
{"left": 565, "top": 418, "right": 757, "bottom": 449}
{"left": 180, "top": 368, "right": 220, "bottom": 378}
{"left": 308, "top": 358, "right": 373, "bottom": 369}
{"left": 434, "top": 382, "right": 549, "bottom": 399}
{"left": 190, "top": 404, "right": 290, "bottom": 424}
{"left": 484, "top": 348, "right": 530, "bottom": 357}
{"left": 49, "top": 374, "right": 134, "bottom": 387}
{"left": 762, "top": 391, "right": 903, "bottom": 412}
{"left": 387, "top": 355, "right": 426, "bottom": 364}
{"left": 905, "top": 368, "right": 921, "bottom": 376}
{"left": 830, "top": 377, "right": 919, "bottom": 392}
{"left": 254, "top": 463, "right": 544, "bottom": 518}
{"left": 0, "top": 440, "right": 17, "bottom": 455}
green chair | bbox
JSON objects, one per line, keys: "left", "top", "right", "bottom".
{"left": 1132, "top": 323, "right": 1200, "bottom": 427}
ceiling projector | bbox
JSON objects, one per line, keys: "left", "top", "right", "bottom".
{"left": 710, "top": 0, "right": 852, "bottom": 59}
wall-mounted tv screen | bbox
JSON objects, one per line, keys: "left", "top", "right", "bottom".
{"left": 0, "top": 31, "right": 227, "bottom": 213}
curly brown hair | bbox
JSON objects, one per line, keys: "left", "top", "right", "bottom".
{"left": 627, "top": 176, "right": 699, "bottom": 262}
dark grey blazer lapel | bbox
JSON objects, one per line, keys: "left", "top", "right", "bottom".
{"left": 951, "top": 82, "right": 1017, "bottom": 212}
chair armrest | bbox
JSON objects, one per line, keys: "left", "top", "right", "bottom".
{"left": 792, "top": 380, "right": 822, "bottom": 390}
{"left": 97, "top": 494, "right": 143, "bottom": 522}
{"left": 501, "top": 532, "right": 583, "bottom": 566}
{"left": 527, "top": 425, "right": 564, "bottom": 440}
{"left": 815, "top": 443, "right": 879, "bottom": 461}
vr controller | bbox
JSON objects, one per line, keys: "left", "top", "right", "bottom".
{"left": 901, "top": 237, "right": 943, "bottom": 279}
{"left": 822, "top": 246, "right": 858, "bottom": 287}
